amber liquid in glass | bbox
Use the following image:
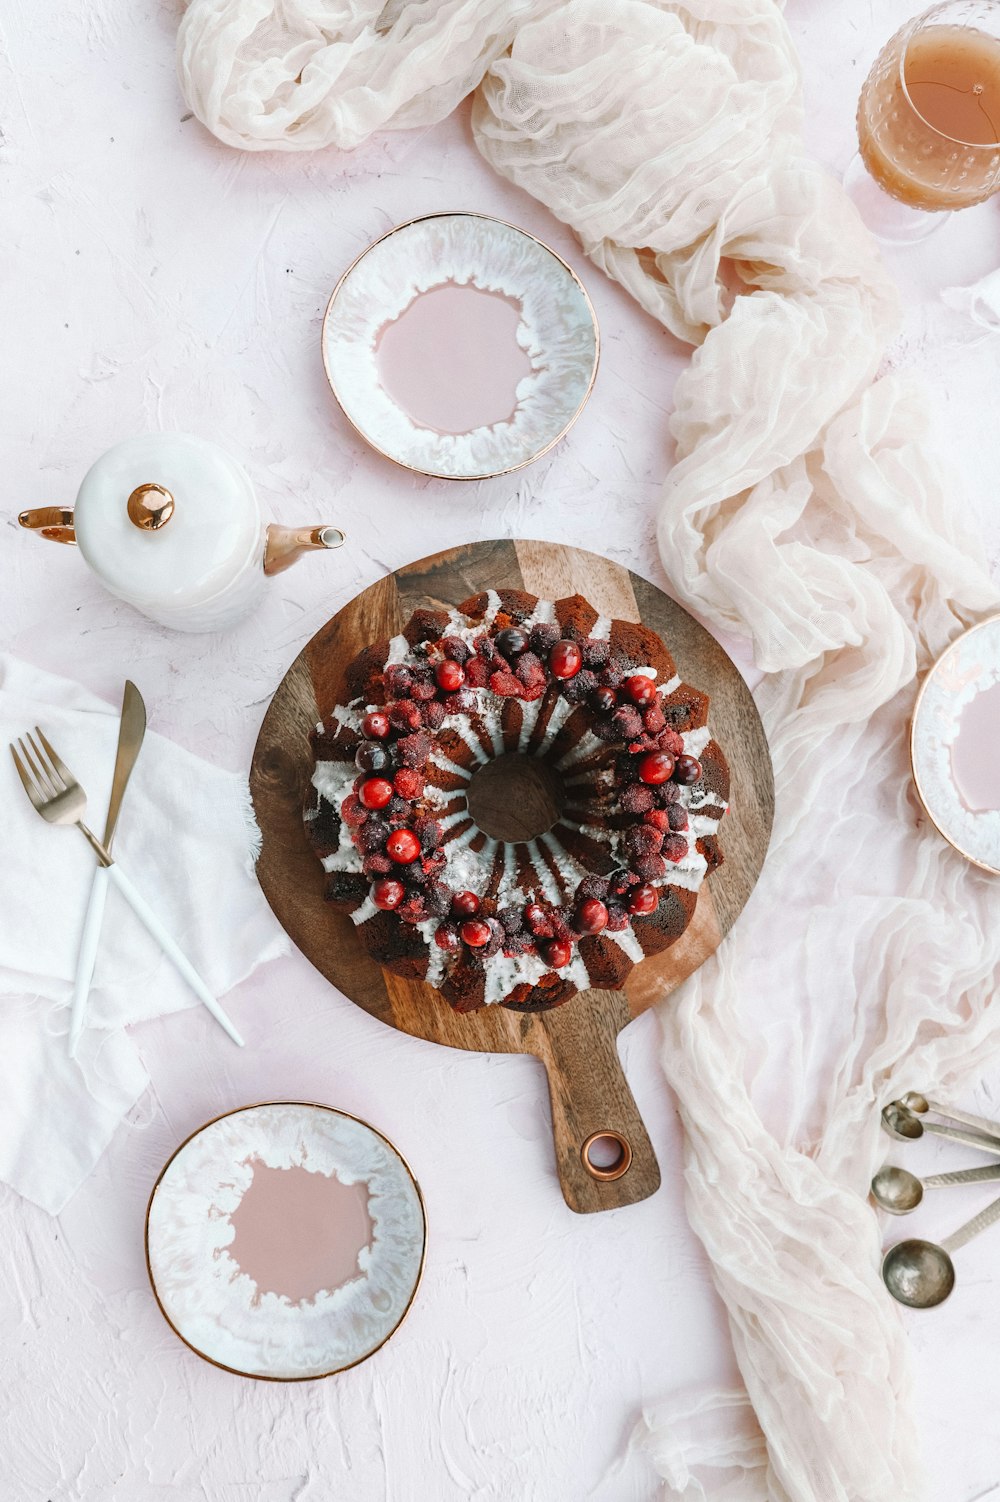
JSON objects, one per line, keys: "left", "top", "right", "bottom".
{"left": 858, "top": 24, "right": 1000, "bottom": 209}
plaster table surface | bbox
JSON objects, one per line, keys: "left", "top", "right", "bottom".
{"left": 2, "top": 2, "right": 1000, "bottom": 1499}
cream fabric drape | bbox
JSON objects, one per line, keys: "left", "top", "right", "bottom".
{"left": 177, "top": 3, "right": 1000, "bottom": 1496}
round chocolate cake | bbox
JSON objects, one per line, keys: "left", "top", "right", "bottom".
{"left": 304, "top": 588, "right": 728, "bottom": 1014}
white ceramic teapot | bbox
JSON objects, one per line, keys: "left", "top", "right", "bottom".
{"left": 18, "top": 433, "right": 345, "bottom": 632}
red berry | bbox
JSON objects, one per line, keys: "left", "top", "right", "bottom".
{"left": 624, "top": 675, "right": 657, "bottom": 707}
{"left": 549, "top": 640, "right": 582, "bottom": 679}
{"left": 436, "top": 659, "right": 466, "bottom": 692}
{"left": 359, "top": 777, "right": 394, "bottom": 809}
{"left": 393, "top": 769, "right": 425, "bottom": 800}
{"left": 643, "top": 809, "right": 671, "bottom": 831}
{"left": 434, "top": 923, "right": 462, "bottom": 951}
{"left": 672, "top": 754, "right": 702, "bottom": 785}
{"left": 495, "top": 627, "right": 528, "bottom": 660}
{"left": 524, "top": 902, "right": 548, "bottom": 934}
{"left": 356, "top": 740, "right": 392, "bottom": 773}
{"left": 542, "top": 938, "right": 573, "bottom": 968}
{"left": 628, "top": 884, "right": 659, "bottom": 916}
{"left": 451, "top": 891, "right": 481, "bottom": 918}
{"left": 386, "top": 828, "right": 421, "bottom": 864}
{"left": 639, "top": 751, "right": 675, "bottom": 785}
{"left": 341, "top": 793, "right": 366, "bottom": 827}
{"left": 591, "top": 686, "right": 617, "bottom": 713}
{"left": 372, "top": 878, "right": 405, "bottom": 911}
{"left": 576, "top": 898, "right": 609, "bottom": 934}
{"left": 460, "top": 919, "right": 492, "bottom": 948}
{"left": 362, "top": 712, "right": 390, "bottom": 740}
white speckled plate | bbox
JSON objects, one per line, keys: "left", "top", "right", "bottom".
{"left": 322, "top": 211, "right": 600, "bottom": 480}
{"left": 145, "top": 1102, "right": 426, "bottom": 1381}
{"left": 911, "top": 614, "right": 1000, "bottom": 874}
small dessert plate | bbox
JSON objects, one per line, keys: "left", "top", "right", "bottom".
{"left": 911, "top": 613, "right": 1000, "bottom": 874}
{"left": 322, "top": 211, "right": 599, "bottom": 480}
{"left": 145, "top": 1101, "right": 426, "bottom": 1380}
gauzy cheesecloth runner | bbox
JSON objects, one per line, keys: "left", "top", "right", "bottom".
{"left": 178, "top": 3, "right": 1000, "bottom": 1498}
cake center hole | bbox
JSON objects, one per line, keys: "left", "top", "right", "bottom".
{"left": 466, "top": 753, "right": 567, "bottom": 842}
{"left": 227, "top": 1160, "right": 373, "bottom": 1305}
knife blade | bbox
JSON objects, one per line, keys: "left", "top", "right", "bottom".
{"left": 68, "top": 681, "right": 147, "bottom": 1057}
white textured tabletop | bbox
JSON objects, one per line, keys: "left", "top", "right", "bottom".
{"left": 2, "top": 3, "right": 1000, "bottom": 1499}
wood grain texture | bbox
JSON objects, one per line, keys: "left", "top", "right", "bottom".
{"left": 250, "top": 541, "right": 774, "bottom": 1213}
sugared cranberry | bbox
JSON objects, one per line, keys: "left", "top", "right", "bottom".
{"left": 451, "top": 891, "right": 481, "bottom": 918}
{"left": 372, "top": 877, "right": 405, "bottom": 910}
{"left": 436, "top": 659, "right": 466, "bottom": 692}
{"left": 341, "top": 793, "right": 366, "bottom": 827}
{"left": 460, "top": 918, "right": 492, "bottom": 948}
{"left": 495, "top": 626, "right": 528, "bottom": 660}
{"left": 362, "top": 712, "right": 390, "bottom": 740}
{"left": 576, "top": 898, "right": 609, "bottom": 934}
{"left": 524, "top": 902, "right": 548, "bottom": 934}
{"left": 386, "top": 828, "right": 421, "bottom": 864}
{"left": 434, "top": 923, "right": 462, "bottom": 951}
{"left": 639, "top": 751, "right": 675, "bottom": 785}
{"left": 359, "top": 777, "right": 394, "bottom": 810}
{"left": 672, "top": 754, "right": 702, "bottom": 785}
{"left": 628, "top": 884, "right": 659, "bottom": 916}
{"left": 356, "top": 740, "right": 392, "bottom": 774}
{"left": 591, "top": 686, "right": 617, "bottom": 713}
{"left": 542, "top": 938, "right": 572, "bottom": 968}
{"left": 549, "top": 640, "right": 582, "bottom": 679}
{"left": 624, "top": 675, "right": 657, "bottom": 707}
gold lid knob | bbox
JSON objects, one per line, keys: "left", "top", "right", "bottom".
{"left": 127, "top": 483, "right": 175, "bottom": 531}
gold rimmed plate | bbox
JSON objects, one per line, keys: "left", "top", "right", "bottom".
{"left": 145, "top": 1101, "right": 426, "bottom": 1381}
{"left": 321, "top": 211, "right": 600, "bottom": 481}
{"left": 911, "top": 613, "right": 1000, "bottom": 874}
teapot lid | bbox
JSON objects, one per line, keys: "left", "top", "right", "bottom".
{"left": 74, "top": 434, "right": 262, "bottom": 609}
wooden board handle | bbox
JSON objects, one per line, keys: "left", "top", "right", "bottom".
{"left": 526, "top": 996, "right": 661, "bottom": 1214}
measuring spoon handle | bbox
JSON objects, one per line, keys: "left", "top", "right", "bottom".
{"left": 942, "top": 1193, "right": 1000, "bottom": 1255}
{"left": 922, "top": 1096, "right": 1000, "bottom": 1143}
{"left": 923, "top": 1121, "right": 1000, "bottom": 1152}
{"left": 925, "top": 1163, "right": 1000, "bottom": 1188}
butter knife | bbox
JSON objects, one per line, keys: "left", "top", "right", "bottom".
{"left": 68, "top": 681, "right": 146, "bottom": 1056}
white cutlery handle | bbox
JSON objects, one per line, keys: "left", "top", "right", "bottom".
{"left": 69, "top": 866, "right": 110, "bottom": 1058}
{"left": 105, "top": 862, "right": 244, "bottom": 1047}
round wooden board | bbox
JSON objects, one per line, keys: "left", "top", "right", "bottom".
{"left": 250, "top": 540, "right": 773, "bottom": 1213}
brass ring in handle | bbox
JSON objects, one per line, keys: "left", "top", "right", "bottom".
{"left": 580, "top": 1131, "right": 633, "bottom": 1181}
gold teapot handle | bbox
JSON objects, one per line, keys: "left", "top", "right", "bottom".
{"left": 18, "top": 508, "right": 77, "bottom": 545}
{"left": 264, "top": 523, "right": 345, "bottom": 577}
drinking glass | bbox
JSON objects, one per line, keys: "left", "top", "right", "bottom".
{"left": 845, "top": 0, "right": 1000, "bottom": 243}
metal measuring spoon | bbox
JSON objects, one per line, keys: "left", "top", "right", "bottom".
{"left": 901, "top": 1091, "right": 1000, "bottom": 1143}
{"left": 871, "top": 1162, "right": 1000, "bottom": 1214}
{"left": 881, "top": 1101, "right": 1000, "bottom": 1152}
{"left": 882, "top": 1193, "right": 1000, "bottom": 1307}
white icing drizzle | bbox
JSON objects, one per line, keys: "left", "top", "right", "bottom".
{"left": 429, "top": 750, "right": 473, "bottom": 782}
{"left": 536, "top": 694, "right": 577, "bottom": 754}
{"left": 417, "top": 920, "right": 449, "bottom": 985}
{"left": 517, "top": 696, "right": 544, "bottom": 751}
{"left": 447, "top": 717, "right": 490, "bottom": 765}
{"left": 683, "top": 724, "right": 712, "bottom": 757}
{"left": 350, "top": 894, "right": 379, "bottom": 926}
{"left": 659, "top": 674, "right": 681, "bottom": 696}
{"left": 556, "top": 729, "right": 604, "bottom": 771}
{"left": 386, "top": 634, "right": 410, "bottom": 665}
{"left": 590, "top": 614, "right": 612, "bottom": 641}
{"left": 604, "top": 925, "right": 645, "bottom": 963}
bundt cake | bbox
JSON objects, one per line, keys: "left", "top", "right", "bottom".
{"left": 304, "top": 588, "right": 728, "bottom": 1014}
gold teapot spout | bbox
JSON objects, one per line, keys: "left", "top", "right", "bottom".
{"left": 18, "top": 508, "right": 77, "bottom": 545}
{"left": 263, "top": 523, "right": 345, "bottom": 577}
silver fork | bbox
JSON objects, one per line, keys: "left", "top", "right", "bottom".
{"left": 10, "top": 727, "right": 244, "bottom": 1047}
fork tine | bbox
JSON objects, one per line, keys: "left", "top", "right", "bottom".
{"left": 28, "top": 729, "right": 67, "bottom": 794}
{"left": 9, "top": 743, "right": 44, "bottom": 810}
{"left": 17, "top": 735, "right": 54, "bottom": 799}
{"left": 23, "top": 733, "right": 61, "bottom": 798}
{"left": 34, "top": 727, "right": 73, "bottom": 791}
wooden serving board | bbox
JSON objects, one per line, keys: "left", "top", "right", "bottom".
{"left": 250, "top": 540, "right": 773, "bottom": 1213}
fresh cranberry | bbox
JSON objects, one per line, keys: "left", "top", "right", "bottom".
{"left": 372, "top": 877, "right": 405, "bottom": 910}
{"left": 451, "top": 891, "right": 481, "bottom": 918}
{"left": 542, "top": 938, "right": 573, "bottom": 968}
{"left": 524, "top": 902, "right": 548, "bottom": 933}
{"left": 624, "top": 675, "right": 657, "bottom": 707}
{"left": 362, "top": 712, "right": 390, "bottom": 740}
{"left": 591, "top": 686, "right": 617, "bottom": 713}
{"left": 672, "top": 754, "right": 702, "bottom": 785}
{"left": 460, "top": 918, "right": 492, "bottom": 948}
{"left": 639, "top": 751, "right": 675, "bottom": 785}
{"left": 356, "top": 740, "right": 392, "bottom": 774}
{"left": 359, "top": 777, "right": 394, "bottom": 810}
{"left": 436, "top": 659, "right": 466, "bottom": 692}
{"left": 549, "top": 640, "right": 582, "bottom": 679}
{"left": 628, "top": 884, "right": 659, "bottom": 915}
{"left": 495, "top": 626, "right": 528, "bottom": 660}
{"left": 434, "top": 923, "right": 462, "bottom": 951}
{"left": 576, "top": 898, "right": 609, "bottom": 934}
{"left": 386, "top": 828, "right": 421, "bottom": 864}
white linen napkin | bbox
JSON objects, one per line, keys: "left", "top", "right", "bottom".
{"left": 0, "top": 654, "right": 288, "bottom": 1213}
{"left": 942, "top": 266, "right": 1000, "bottom": 330}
